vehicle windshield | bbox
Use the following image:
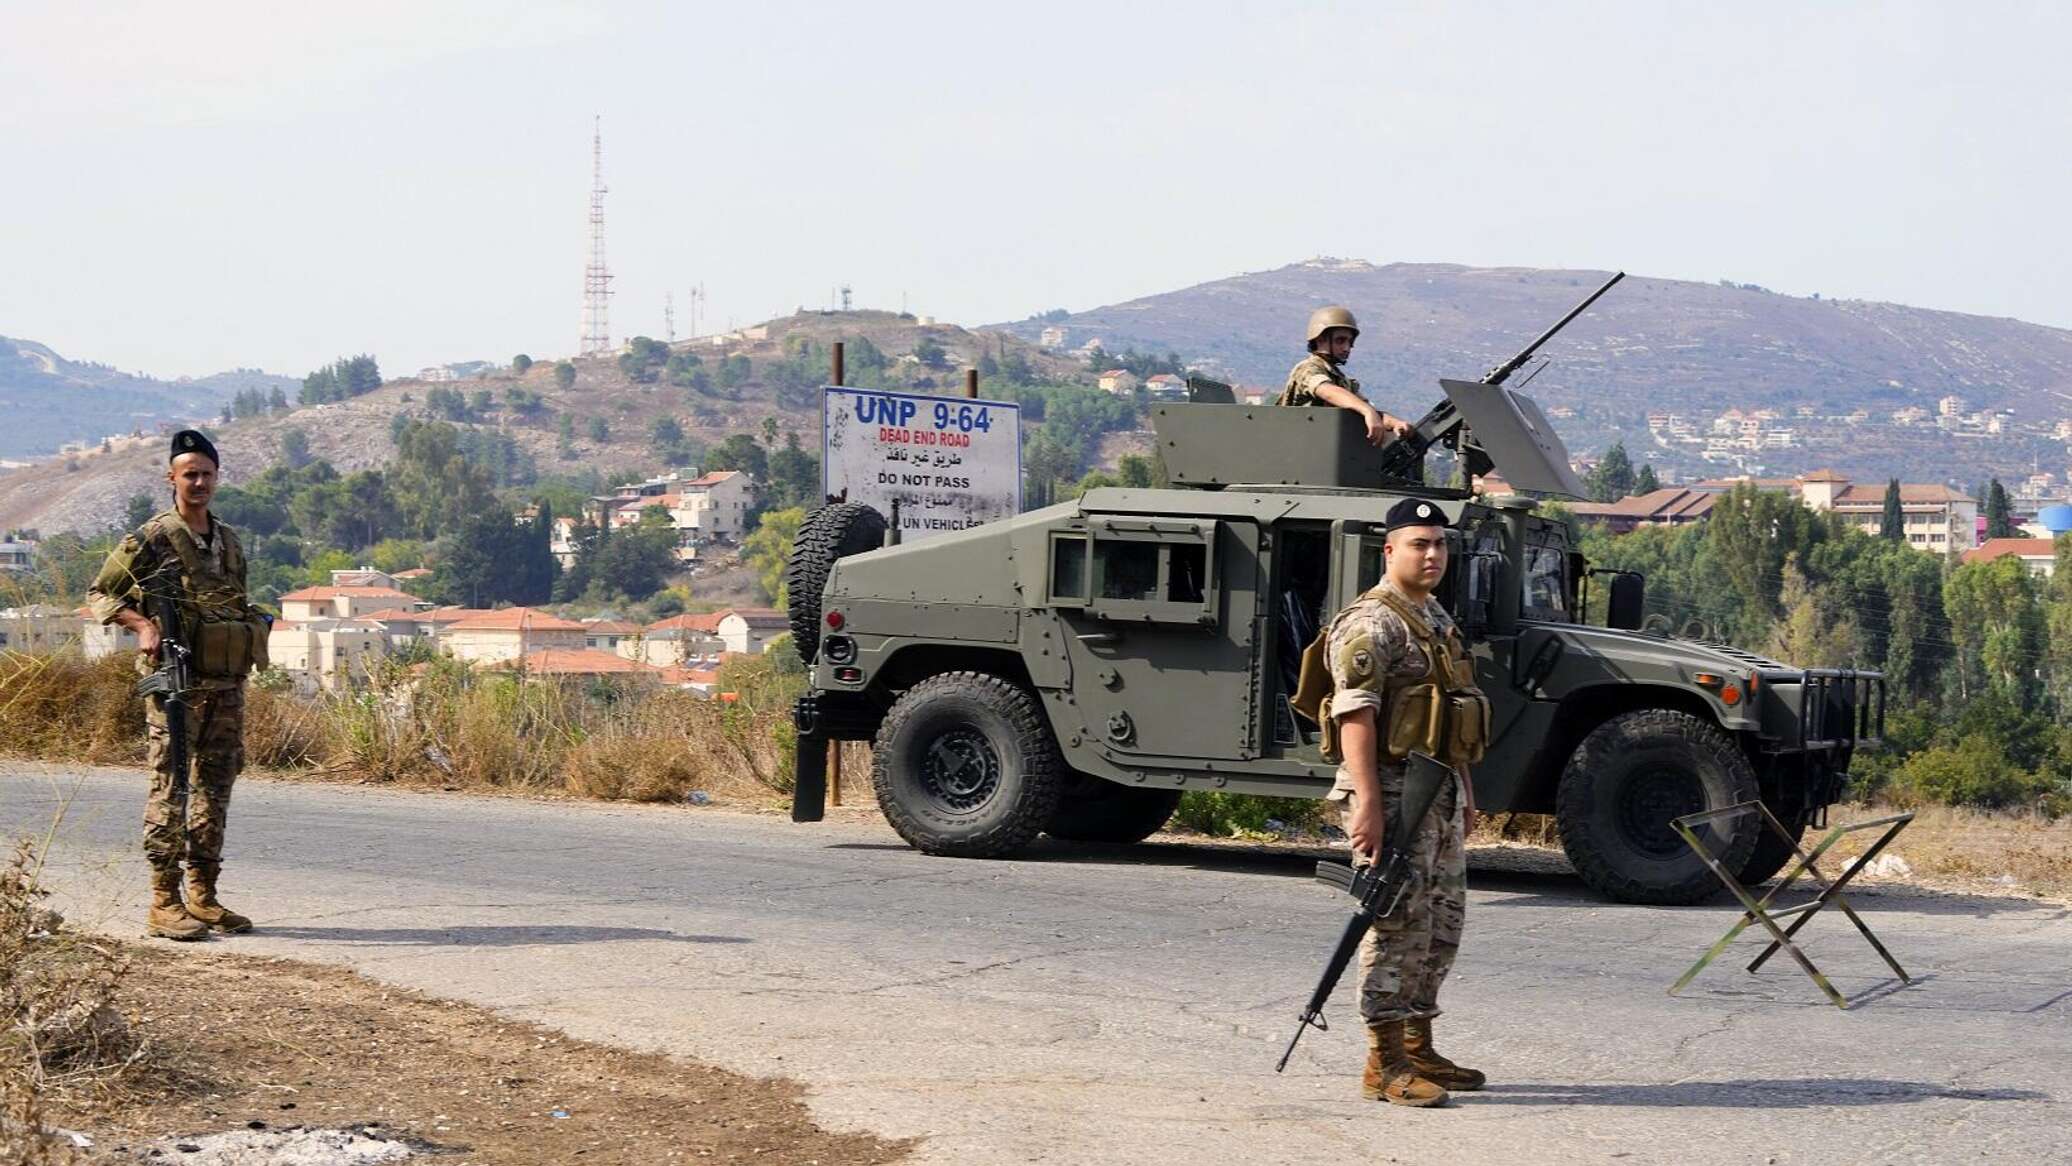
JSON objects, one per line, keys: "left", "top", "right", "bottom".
{"left": 1522, "top": 525, "right": 1570, "bottom": 621}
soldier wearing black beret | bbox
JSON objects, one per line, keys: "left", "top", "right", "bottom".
{"left": 87, "top": 428, "right": 268, "bottom": 940}
{"left": 1308, "top": 495, "right": 1492, "bottom": 1106}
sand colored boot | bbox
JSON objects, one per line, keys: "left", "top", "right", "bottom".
{"left": 146, "top": 866, "right": 208, "bottom": 941}
{"left": 1361, "top": 1021, "right": 1449, "bottom": 1107}
{"left": 1404, "top": 1017, "right": 1486, "bottom": 1091}
{"left": 182, "top": 862, "right": 253, "bottom": 934}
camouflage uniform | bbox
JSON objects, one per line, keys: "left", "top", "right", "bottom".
{"left": 1323, "top": 578, "right": 1468, "bottom": 1024}
{"left": 87, "top": 511, "right": 257, "bottom": 873}
{"left": 1275, "top": 352, "right": 1364, "bottom": 407}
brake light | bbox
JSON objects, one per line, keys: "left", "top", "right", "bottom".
{"left": 825, "top": 611, "right": 845, "bottom": 630}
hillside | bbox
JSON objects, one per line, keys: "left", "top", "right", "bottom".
{"left": 0, "top": 336, "right": 290, "bottom": 459}
{"left": 997, "top": 260, "right": 2072, "bottom": 484}
{"left": 0, "top": 311, "right": 1077, "bottom": 536}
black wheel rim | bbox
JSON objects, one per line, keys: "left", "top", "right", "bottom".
{"left": 919, "top": 727, "right": 1002, "bottom": 812}
{"left": 1619, "top": 762, "right": 1706, "bottom": 859}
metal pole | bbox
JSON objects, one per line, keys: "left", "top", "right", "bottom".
{"left": 832, "top": 341, "right": 845, "bottom": 387}
{"left": 964, "top": 368, "right": 978, "bottom": 399}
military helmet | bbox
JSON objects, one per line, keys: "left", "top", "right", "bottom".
{"left": 1305, "top": 305, "right": 1360, "bottom": 345}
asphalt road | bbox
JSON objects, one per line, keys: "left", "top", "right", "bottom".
{"left": 4, "top": 764, "right": 2067, "bottom": 1165}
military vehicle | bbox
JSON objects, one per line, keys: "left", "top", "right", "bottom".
{"left": 784, "top": 275, "right": 1883, "bottom": 905}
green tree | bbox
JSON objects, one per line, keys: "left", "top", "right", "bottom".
{"left": 649, "top": 417, "right": 686, "bottom": 460}
{"left": 279, "top": 426, "right": 312, "bottom": 470}
{"left": 586, "top": 415, "right": 610, "bottom": 443}
{"left": 589, "top": 511, "right": 677, "bottom": 600}
{"left": 389, "top": 420, "right": 497, "bottom": 539}
{"left": 366, "top": 537, "right": 426, "bottom": 574}
{"left": 554, "top": 361, "right": 577, "bottom": 390}
{"left": 1945, "top": 555, "right": 2045, "bottom": 705}
{"left": 513, "top": 354, "right": 533, "bottom": 374}
{"left": 913, "top": 337, "right": 948, "bottom": 370}
{"left": 1587, "top": 442, "right": 1636, "bottom": 502}
{"left": 1116, "top": 454, "right": 1157, "bottom": 489}
{"left": 1022, "top": 429, "right": 1074, "bottom": 510}
{"left": 741, "top": 507, "right": 806, "bottom": 605}
{"left": 1880, "top": 478, "right": 1905, "bottom": 541}
{"left": 1765, "top": 555, "right": 1866, "bottom": 668}
{"left": 1985, "top": 479, "right": 2016, "bottom": 539}
{"left": 116, "top": 492, "right": 155, "bottom": 532}
{"left": 707, "top": 433, "right": 769, "bottom": 480}
{"left": 1634, "top": 463, "right": 1660, "bottom": 495}
{"left": 766, "top": 432, "right": 819, "bottom": 509}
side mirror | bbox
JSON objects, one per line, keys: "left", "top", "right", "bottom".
{"left": 1606, "top": 572, "right": 1645, "bottom": 631}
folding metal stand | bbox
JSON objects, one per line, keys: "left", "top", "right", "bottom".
{"left": 1667, "top": 801, "right": 1915, "bottom": 1009}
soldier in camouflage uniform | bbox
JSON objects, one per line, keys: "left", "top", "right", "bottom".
{"left": 88, "top": 430, "right": 267, "bottom": 941}
{"left": 1274, "top": 305, "right": 1413, "bottom": 447}
{"left": 1321, "top": 497, "right": 1486, "bottom": 1107}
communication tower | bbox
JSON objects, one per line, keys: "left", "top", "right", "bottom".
{"left": 579, "top": 116, "right": 613, "bottom": 356}
{"left": 840, "top": 283, "right": 853, "bottom": 312}
{"left": 664, "top": 291, "right": 676, "bottom": 342}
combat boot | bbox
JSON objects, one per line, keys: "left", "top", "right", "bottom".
{"left": 1404, "top": 1017, "right": 1486, "bottom": 1091}
{"left": 146, "top": 867, "right": 208, "bottom": 941}
{"left": 1361, "top": 1021, "right": 1449, "bottom": 1107}
{"left": 181, "top": 863, "right": 253, "bottom": 934}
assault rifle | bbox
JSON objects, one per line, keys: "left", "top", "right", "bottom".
{"left": 1275, "top": 751, "right": 1454, "bottom": 1072}
{"left": 1375, "top": 270, "right": 1624, "bottom": 482}
{"left": 132, "top": 576, "right": 194, "bottom": 826}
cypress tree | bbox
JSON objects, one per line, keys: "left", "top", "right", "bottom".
{"left": 1880, "top": 478, "right": 1904, "bottom": 541}
{"left": 1986, "top": 479, "right": 2016, "bottom": 539}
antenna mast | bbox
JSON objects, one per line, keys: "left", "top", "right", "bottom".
{"left": 664, "top": 291, "right": 676, "bottom": 342}
{"left": 579, "top": 116, "right": 614, "bottom": 356}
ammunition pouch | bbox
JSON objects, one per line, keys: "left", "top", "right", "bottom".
{"left": 194, "top": 618, "right": 263, "bottom": 678}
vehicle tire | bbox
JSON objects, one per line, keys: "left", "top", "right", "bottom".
{"left": 784, "top": 502, "right": 886, "bottom": 663}
{"left": 1735, "top": 811, "right": 1807, "bottom": 886}
{"left": 1555, "top": 709, "right": 1760, "bottom": 905}
{"left": 1045, "top": 772, "right": 1182, "bottom": 844}
{"left": 872, "top": 671, "right": 1063, "bottom": 858}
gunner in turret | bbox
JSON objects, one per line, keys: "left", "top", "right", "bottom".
{"left": 1275, "top": 306, "right": 1413, "bottom": 447}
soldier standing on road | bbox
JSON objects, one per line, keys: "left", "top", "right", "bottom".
{"left": 88, "top": 429, "right": 268, "bottom": 941}
{"left": 1317, "top": 497, "right": 1489, "bottom": 1106}
{"left": 1275, "top": 306, "right": 1414, "bottom": 447}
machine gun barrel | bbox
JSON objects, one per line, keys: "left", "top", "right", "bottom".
{"left": 1375, "top": 270, "right": 1624, "bottom": 481}
{"left": 1480, "top": 271, "right": 1624, "bottom": 387}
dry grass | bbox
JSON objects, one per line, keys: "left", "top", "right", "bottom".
{"left": 0, "top": 653, "right": 144, "bottom": 768}
{"left": 2, "top": 836, "right": 148, "bottom": 1164}
{"left": 0, "top": 651, "right": 802, "bottom": 810}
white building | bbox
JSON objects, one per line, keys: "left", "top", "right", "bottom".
{"left": 267, "top": 618, "right": 390, "bottom": 694}
{"left": 0, "top": 540, "right": 36, "bottom": 572}
{"left": 442, "top": 607, "right": 587, "bottom": 664}
{"left": 668, "top": 471, "right": 758, "bottom": 543}
{"left": 0, "top": 605, "right": 82, "bottom": 653}
{"left": 278, "top": 585, "right": 421, "bottom": 623}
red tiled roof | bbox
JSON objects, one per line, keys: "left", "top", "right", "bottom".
{"left": 1833, "top": 484, "right": 1973, "bottom": 506}
{"left": 1800, "top": 468, "right": 1849, "bottom": 483}
{"left": 1567, "top": 488, "right": 1717, "bottom": 522}
{"left": 277, "top": 585, "right": 416, "bottom": 601}
{"left": 1962, "top": 538, "right": 2057, "bottom": 565}
{"left": 488, "top": 648, "right": 660, "bottom": 675}
{"left": 415, "top": 607, "right": 488, "bottom": 624}
{"left": 448, "top": 607, "right": 586, "bottom": 632}
{"left": 685, "top": 471, "right": 740, "bottom": 488}
{"left": 646, "top": 611, "right": 727, "bottom": 633}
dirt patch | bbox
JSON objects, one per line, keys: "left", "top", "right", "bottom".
{"left": 43, "top": 945, "right": 910, "bottom": 1165}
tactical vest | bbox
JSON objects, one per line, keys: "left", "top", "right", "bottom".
{"left": 1292, "top": 585, "right": 1490, "bottom": 767}
{"left": 142, "top": 512, "right": 268, "bottom": 678}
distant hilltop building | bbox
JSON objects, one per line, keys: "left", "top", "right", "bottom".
{"left": 1038, "top": 326, "right": 1069, "bottom": 350}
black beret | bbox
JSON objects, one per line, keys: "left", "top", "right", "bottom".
{"left": 1384, "top": 497, "right": 1449, "bottom": 532}
{"left": 169, "top": 429, "right": 219, "bottom": 468}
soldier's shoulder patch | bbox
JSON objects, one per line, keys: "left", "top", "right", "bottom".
{"left": 1332, "top": 630, "right": 1382, "bottom": 690}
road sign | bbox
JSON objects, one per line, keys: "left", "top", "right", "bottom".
{"left": 821, "top": 386, "right": 1022, "bottom": 540}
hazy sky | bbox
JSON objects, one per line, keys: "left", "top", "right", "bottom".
{"left": 6, "top": 1, "right": 2069, "bottom": 379}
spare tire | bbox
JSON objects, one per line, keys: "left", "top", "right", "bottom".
{"left": 785, "top": 502, "right": 886, "bottom": 664}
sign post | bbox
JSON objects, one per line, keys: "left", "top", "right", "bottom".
{"left": 821, "top": 386, "right": 1022, "bottom": 541}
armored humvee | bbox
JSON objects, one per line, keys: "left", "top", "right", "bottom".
{"left": 785, "top": 287, "right": 1882, "bottom": 905}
